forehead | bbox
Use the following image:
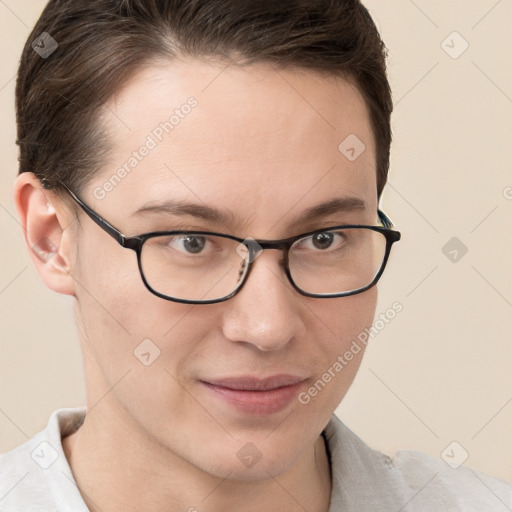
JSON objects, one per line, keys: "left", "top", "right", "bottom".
{"left": 93, "top": 58, "right": 377, "bottom": 233}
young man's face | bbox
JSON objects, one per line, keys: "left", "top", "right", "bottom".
{"left": 68, "top": 59, "right": 379, "bottom": 479}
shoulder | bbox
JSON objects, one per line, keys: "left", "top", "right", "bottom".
{"left": 0, "top": 425, "right": 55, "bottom": 510}
{"left": 0, "top": 407, "right": 87, "bottom": 511}
{"left": 393, "top": 449, "right": 512, "bottom": 511}
{"left": 324, "top": 415, "right": 512, "bottom": 512}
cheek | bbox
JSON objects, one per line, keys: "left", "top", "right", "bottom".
{"left": 302, "top": 287, "right": 378, "bottom": 405}
{"left": 72, "top": 230, "right": 214, "bottom": 380}
{"left": 72, "top": 235, "right": 220, "bottom": 441}
{"left": 309, "top": 286, "right": 378, "bottom": 346}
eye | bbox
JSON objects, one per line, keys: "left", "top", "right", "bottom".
{"left": 311, "top": 232, "right": 335, "bottom": 250}
{"left": 298, "top": 231, "right": 346, "bottom": 252}
{"left": 173, "top": 235, "right": 207, "bottom": 254}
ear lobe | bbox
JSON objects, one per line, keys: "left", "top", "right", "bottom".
{"left": 14, "top": 172, "right": 77, "bottom": 296}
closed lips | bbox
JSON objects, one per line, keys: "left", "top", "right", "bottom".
{"left": 202, "top": 375, "right": 306, "bottom": 390}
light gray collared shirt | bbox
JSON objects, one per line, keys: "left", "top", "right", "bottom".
{"left": 1, "top": 408, "right": 511, "bottom": 511}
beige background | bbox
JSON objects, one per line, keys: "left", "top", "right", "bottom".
{"left": 1, "top": 0, "right": 511, "bottom": 483}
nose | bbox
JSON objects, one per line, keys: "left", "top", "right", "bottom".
{"left": 221, "top": 251, "right": 306, "bottom": 352}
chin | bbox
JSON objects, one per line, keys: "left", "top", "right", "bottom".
{"left": 189, "top": 438, "right": 302, "bottom": 482}
{"left": 208, "top": 454, "right": 295, "bottom": 482}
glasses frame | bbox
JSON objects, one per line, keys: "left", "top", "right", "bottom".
{"left": 62, "top": 185, "right": 401, "bottom": 304}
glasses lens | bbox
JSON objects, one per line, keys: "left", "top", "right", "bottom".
{"left": 139, "top": 228, "right": 389, "bottom": 302}
{"left": 288, "top": 227, "right": 387, "bottom": 295}
{"left": 140, "top": 234, "right": 249, "bottom": 301}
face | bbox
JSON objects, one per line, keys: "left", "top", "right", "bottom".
{"left": 68, "top": 58, "right": 379, "bottom": 479}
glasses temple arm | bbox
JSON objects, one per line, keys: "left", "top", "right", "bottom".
{"left": 61, "top": 184, "right": 128, "bottom": 246}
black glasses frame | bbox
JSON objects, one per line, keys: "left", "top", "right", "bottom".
{"left": 63, "top": 185, "right": 401, "bottom": 304}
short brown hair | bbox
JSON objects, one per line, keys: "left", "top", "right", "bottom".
{"left": 16, "top": 0, "right": 392, "bottom": 197}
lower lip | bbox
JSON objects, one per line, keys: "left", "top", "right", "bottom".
{"left": 201, "top": 381, "right": 303, "bottom": 415}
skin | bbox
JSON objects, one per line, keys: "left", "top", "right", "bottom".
{"left": 15, "top": 58, "right": 379, "bottom": 511}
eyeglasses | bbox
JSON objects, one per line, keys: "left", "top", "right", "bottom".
{"left": 62, "top": 186, "right": 401, "bottom": 304}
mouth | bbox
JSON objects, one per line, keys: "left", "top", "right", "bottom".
{"left": 200, "top": 375, "right": 306, "bottom": 416}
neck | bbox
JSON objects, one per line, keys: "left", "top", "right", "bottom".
{"left": 62, "top": 402, "right": 332, "bottom": 512}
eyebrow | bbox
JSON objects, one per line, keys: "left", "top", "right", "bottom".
{"left": 133, "top": 196, "right": 366, "bottom": 229}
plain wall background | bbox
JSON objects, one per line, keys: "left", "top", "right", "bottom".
{"left": 1, "top": 0, "right": 511, "bottom": 483}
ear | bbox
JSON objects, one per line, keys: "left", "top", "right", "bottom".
{"left": 14, "top": 172, "right": 77, "bottom": 296}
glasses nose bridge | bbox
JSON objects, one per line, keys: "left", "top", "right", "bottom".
{"left": 256, "top": 239, "right": 290, "bottom": 251}
{"left": 240, "top": 239, "right": 291, "bottom": 272}
{"left": 249, "top": 239, "right": 291, "bottom": 261}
